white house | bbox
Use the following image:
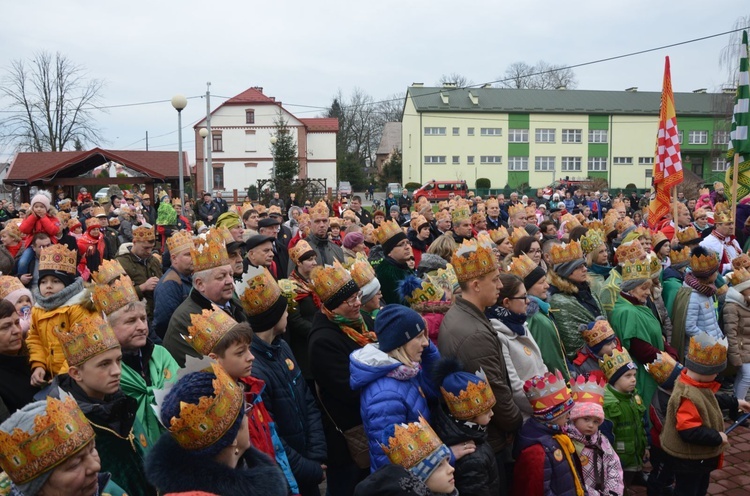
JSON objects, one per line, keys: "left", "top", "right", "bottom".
{"left": 193, "top": 87, "right": 338, "bottom": 196}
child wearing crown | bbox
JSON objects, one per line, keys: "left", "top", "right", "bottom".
{"left": 17, "top": 191, "right": 61, "bottom": 275}
{"left": 512, "top": 371, "right": 586, "bottom": 496}
{"left": 660, "top": 334, "right": 750, "bottom": 496}
{"left": 572, "top": 317, "right": 619, "bottom": 380}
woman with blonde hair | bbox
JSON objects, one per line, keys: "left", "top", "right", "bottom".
{"left": 426, "top": 233, "right": 458, "bottom": 263}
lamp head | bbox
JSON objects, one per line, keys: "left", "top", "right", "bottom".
{"left": 199, "top": 128, "right": 209, "bottom": 138}
{"left": 171, "top": 94, "right": 188, "bottom": 111}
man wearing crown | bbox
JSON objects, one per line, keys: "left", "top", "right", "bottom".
{"left": 151, "top": 231, "right": 194, "bottom": 339}
{"left": 116, "top": 224, "right": 163, "bottom": 327}
{"left": 699, "top": 203, "right": 741, "bottom": 274}
{"left": 308, "top": 201, "right": 345, "bottom": 266}
{"left": 374, "top": 220, "right": 417, "bottom": 305}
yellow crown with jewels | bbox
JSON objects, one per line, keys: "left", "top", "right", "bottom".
{"left": 549, "top": 241, "right": 583, "bottom": 266}
{"left": 676, "top": 226, "right": 700, "bottom": 244}
{"left": 687, "top": 333, "right": 728, "bottom": 370}
{"left": 167, "top": 230, "right": 194, "bottom": 255}
{"left": 0, "top": 276, "right": 24, "bottom": 301}
{"left": 645, "top": 352, "right": 682, "bottom": 387}
{"left": 0, "top": 396, "right": 95, "bottom": 485}
{"left": 508, "top": 253, "right": 539, "bottom": 280}
{"left": 509, "top": 228, "right": 527, "bottom": 246}
{"left": 648, "top": 253, "right": 662, "bottom": 278}
{"left": 451, "top": 239, "right": 498, "bottom": 283}
{"left": 191, "top": 236, "right": 230, "bottom": 273}
{"left": 488, "top": 227, "right": 509, "bottom": 244}
{"left": 349, "top": 253, "right": 376, "bottom": 288}
{"left": 690, "top": 250, "right": 719, "bottom": 275}
{"left": 714, "top": 202, "right": 733, "bottom": 224}
{"left": 571, "top": 374, "right": 606, "bottom": 405}
{"left": 310, "top": 261, "right": 356, "bottom": 304}
{"left": 440, "top": 369, "right": 496, "bottom": 420}
{"left": 206, "top": 226, "right": 234, "bottom": 246}
{"left": 235, "top": 265, "right": 282, "bottom": 317}
{"left": 403, "top": 278, "right": 445, "bottom": 307}
{"left": 651, "top": 231, "right": 668, "bottom": 248}
{"left": 54, "top": 314, "right": 120, "bottom": 367}
{"left": 621, "top": 257, "right": 651, "bottom": 283}
{"left": 188, "top": 307, "right": 239, "bottom": 356}
{"left": 426, "top": 263, "right": 460, "bottom": 293}
{"left": 669, "top": 245, "right": 691, "bottom": 266}
{"left": 375, "top": 220, "right": 403, "bottom": 245}
{"left": 167, "top": 363, "right": 244, "bottom": 451}
{"left": 132, "top": 224, "right": 155, "bottom": 242}
{"left": 309, "top": 201, "right": 329, "bottom": 219}
{"left": 600, "top": 348, "right": 634, "bottom": 381}
{"left": 380, "top": 416, "right": 447, "bottom": 470}
{"left": 581, "top": 318, "right": 615, "bottom": 347}
{"left": 615, "top": 239, "right": 645, "bottom": 264}
{"left": 38, "top": 244, "right": 77, "bottom": 275}
{"left": 91, "top": 259, "right": 126, "bottom": 285}
{"left": 732, "top": 253, "right": 750, "bottom": 270}
{"left": 579, "top": 229, "right": 605, "bottom": 255}
{"left": 451, "top": 204, "right": 470, "bottom": 224}
{"left": 289, "top": 239, "right": 315, "bottom": 266}
{"left": 92, "top": 275, "right": 139, "bottom": 316}
{"left": 508, "top": 203, "right": 525, "bottom": 217}
{"left": 634, "top": 226, "right": 652, "bottom": 241}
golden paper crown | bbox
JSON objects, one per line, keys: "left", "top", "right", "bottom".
{"left": 728, "top": 267, "right": 750, "bottom": 287}
{"left": 634, "top": 226, "right": 652, "bottom": 241}
{"left": 571, "top": 374, "right": 606, "bottom": 405}
{"left": 187, "top": 307, "right": 239, "bottom": 355}
{"left": 549, "top": 241, "right": 583, "bottom": 266}
{"left": 451, "top": 239, "right": 498, "bottom": 283}
{"left": 676, "top": 226, "right": 700, "bottom": 244}
{"left": 54, "top": 314, "right": 120, "bottom": 367}
{"left": 603, "top": 217, "right": 617, "bottom": 236}
{"left": 451, "top": 205, "right": 470, "bottom": 224}
{"left": 309, "top": 201, "right": 329, "bottom": 219}
{"left": 486, "top": 198, "right": 499, "bottom": 208}
{"left": 92, "top": 275, "right": 139, "bottom": 316}
{"left": 509, "top": 228, "right": 527, "bottom": 246}
{"left": 0, "top": 276, "right": 24, "bottom": 301}
{"left": 171, "top": 198, "right": 182, "bottom": 207}
{"left": 440, "top": 369, "right": 496, "bottom": 420}
{"left": 380, "top": 416, "right": 446, "bottom": 470}
{"left": 615, "top": 217, "right": 634, "bottom": 235}
{"left": 341, "top": 210, "right": 357, "bottom": 222}
{"left": 649, "top": 253, "right": 662, "bottom": 278}
{"left": 38, "top": 244, "right": 77, "bottom": 275}
{"left": 167, "top": 230, "right": 194, "bottom": 255}
{"left": 410, "top": 215, "right": 429, "bottom": 232}
{"left": 85, "top": 217, "right": 100, "bottom": 230}
{"left": 616, "top": 239, "right": 646, "bottom": 264}
{"left": 92, "top": 258, "right": 126, "bottom": 285}
{"left": 561, "top": 213, "right": 581, "bottom": 231}
{"left": 426, "top": 263, "right": 460, "bottom": 292}
{"left": 508, "top": 253, "right": 539, "bottom": 280}
{"left": 191, "top": 237, "right": 230, "bottom": 273}
{"left": 91, "top": 206, "right": 106, "bottom": 217}
{"left": 375, "top": 220, "right": 403, "bottom": 245}
{"left": 0, "top": 396, "right": 95, "bottom": 485}
{"left": 349, "top": 252, "right": 376, "bottom": 288}
{"left": 132, "top": 224, "right": 155, "bottom": 242}
{"left": 268, "top": 205, "right": 282, "bottom": 216}
{"left": 621, "top": 258, "right": 651, "bottom": 283}
{"left": 652, "top": 231, "right": 668, "bottom": 248}
{"left": 167, "top": 363, "right": 244, "bottom": 451}
{"left": 582, "top": 319, "right": 615, "bottom": 347}
{"left": 254, "top": 204, "right": 267, "bottom": 215}
{"left": 404, "top": 279, "right": 445, "bottom": 307}
{"left": 329, "top": 216, "right": 342, "bottom": 228}
{"left": 732, "top": 253, "right": 750, "bottom": 270}
{"left": 645, "top": 352, "right": 682, "bottom": 386}
{"left": 435, "top": 210, "right": 451, "bottom": 222}
{"left": 669, "top": 245, "right": 691, "bottom": 266}
{"left": 67, "top": 218, "right": 81, "bottom": 230}
{"left": 508, "top": 204, "right": 525, "bottom": 217}
{"left": 56, "top": 211, "right": 70, "bottom": 225}
{"left": 206, "top": 226, "right": 234, "bottom": 246}
{"left": 523, "top": 370, "right": 572, "bottom": 413}
{"left": 362, "top": 223, "right": 376, "bottom": 244}
{"left": 714, "top": 202, "right": 733, "bottom": 224}
{"left": 235, "top": 265, "right": 283, "bottom": 318}
{"left": 310, "top": 261, "right": 355, "bottom": 303}
{"left": 690, "top": 250, "right": 720, "bottom": 275}
{"left": 585, "top": 219, "right": 604, "bottom": 231}
{"left": 600, "top": 348, "right": 634, "bottom": 381}
{"left": 488, "top": 227, "right": 509, "bottom": 244}
{"left": 289, "top": 239, "right": 315, "bottom": 266}
{"left": 687, "top": 333, "right": 728, "bottom": 369}
{"left": 580, "top": 229, "right": 605, "bottom": 255}
{"left": 1, "top": 222, "right": 21, "bottom": 239}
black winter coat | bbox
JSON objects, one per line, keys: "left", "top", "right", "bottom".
{"left": 284, "top": 284, "right": 318, "bottom": 380}
{"left": 0, "top": 351, "right": 39, "bottom": 423}
{"left": 431, "top": 404, "right": 500, "bottom": 496}
{"left": 354, "top": 464, "right": 457, "bottom": 496}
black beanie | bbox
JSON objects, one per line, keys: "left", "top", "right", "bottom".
{"left": 523, "top": 266, "right": 547, "bottom": 290}
{"left": 382, "top": 231, "right": 408, "bottom": 256}
{"left": 247, "top": 296, "right": 288, "bottom": 332}
{"left": 38, "top": 269, "right": 76, "bottom": 288}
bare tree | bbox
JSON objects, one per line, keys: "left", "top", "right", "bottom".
{"left": 437, "top": 73, "right": 475, "bottom": 88}
{"left": 0, "top": 51, "right": 105, "bottom": 152}
{"left": 719, "top": 16, "right": 750, "bottom": 87}
{"left": 497, "top": 60, "right": 578, "bottom": 89}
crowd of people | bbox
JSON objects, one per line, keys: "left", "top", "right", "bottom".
{"left": 0, "top": 181, "right": 749, "bottom": 496}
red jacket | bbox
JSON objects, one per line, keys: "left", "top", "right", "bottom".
{"left": 19, "top": 214, "right": 60, "bottom": 247}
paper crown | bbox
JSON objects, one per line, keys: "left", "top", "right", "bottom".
{"left": 561, "top": 213, "right": 581, "bottom": 231}
{"left": 0, "top": 396, "right": 95, "bottom": 485}
{"left": 580, "top": 229, "right": 605, "bottom": 255}
{"left": 586, "top": 220, "right": 604, "bottom": 231}
{"left": 676, "top": 226, "right": 701, "bottom": 244}
{"left": 187, "top": 307, "right": 239, "bottom": 355}
{"left": 451, "top": 239, "right": 498, "bottom": 283}
{"left": 645, "top": 352, "right": 683, "bottom": 387}
{"left": 309, "top": 201, "right": 329, "bottom": 219}
{"left": 486, "top": 198, "right": 499, "bottom": 208}
{"left": 91, "top": 206, "right": 106, "bottom": 217}
{"left": 426, "top": 263, "right": 460, "bottom": 292}
{"left": 615, "top": 217, "right": 635, "bottom": 235}
{"left": 91, "top": 259, "right": 126, "bottom": 285}
{"left": 687, "top": 333, "right": 728, "bottom": 370}
{"left": 733, "top": 253, "right": 750, "bottom": 270}
{"left": 310, "top": 261, "right": 355, "bottom": 304}
{"left": 509, "top": 228, "right": 527, "bottom": 246}
{"left": 54, "top": 314, "right": 120, "bottom": 367}
{"left": 434, "top": 210, "right": 451, "bottom": 222}
{"left": 729, "top": 267, "right": 750, "bottom": 287}
{"left": 1, "top": 222, "right": 21, "bottom": 239}
{"left": 549, "top": 241, "right": 583, "bottom": 266}
{"left": 488, "top": 227, "right": 509, "bottom": 244}
{"left": 669, "top": 246, "right": 691, "bottom": 266}
{"left": 167, "top": 230, "right": 194, "bottom": 255}
{"left": 440, "top": 369, "right": 496, "bottom": 420}
{"left": 402, "top": 277, "right": 445, "bottom": 307}
{"left": 648, "top": 253, "right": 662, "bottom": 278}
{"left": 268, "top": 205, "right": 282, "bottom": 216}
{"left": 38, "top": 244, "right": 77, "bottom": 275}
{"left": 410, "top": 215, "right": 429, "bottom": 232}
{"left": 92, "top": 275, "right": 139, "bottom": 316}
{"left": 508, "top": 253, "right": 539, "bottom": 280}
{"left": 451, "top": 205, "right": 470, "bottom": 224}
{"left": 349, "top": 252, "right": 376, "bottom": 288}
{"left": 651, "top": 231, "right": 668, "bottom": 248}
{"left": 615, "top": 239, "right": 646, "bottom": 264}
{"left": 600, "top": 348, "right": 634, "bottom": 382}
{"left": 67, "top": 218, "right": 81, "bottom": 230}
{"left": 508, "top": 204, "right": 525, "bottom": 217}
{"left": 289, "top": 240, "right": 315, "bottom": 266}
{"left": 380, "top": 416, "right": 447, "bottom": 471}
{"left": 85, "top": 217, "right": 101, "bottom": 230}
{"left": 191, "top": 236, "right": 230, "bottom": 273}
{"left": 570, "top": 374, "right": 606, "bottom": 406}
{"left": 621, "top": 258, "right": 651, "bottom": 283}
{"left": 523, "top": 370, "right": 573, "bottom": 418}
{"left": 362, "top": 223, "right": 376, "bottom": 244}
{"left": 690, "top": 250, "right": 719, "bottom": 275}
{"left": 603, "top": 217, "right": 618, "bottom": 236}
{"left": 375, "top": 220, "right": 403, "bottom": 245}
{"left": 132, "top": 224, "right": 155, "bottom": 242}
{"left": 714, "top": 202, "right": 733, "bottom": 224}
{"left": 235, "top": 265, "right": 282, "bottom": 317}
{"left": 581, "top": 319, "right": 615, "bottom": 347}
{"left": 0, "top": 276, "right": 24, "bottom": 301}
{"left": 56, "top": 211, "right": 70, "bottom": 225}
{"left": 165, "top": 363, "right": 244, "bottom": 451}
{"left": 206, "top": 226, "right": 234, "bottom": 247}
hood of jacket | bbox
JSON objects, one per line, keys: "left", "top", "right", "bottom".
{"left": 32, "top": 278, "right": 90, "bottom": 311}
{"left": 726, "top": 286, "right": 749, "bottom": 308}
{"left": 432, "top": 403, "right": 488, "bottom": 446}
{"left": 349, "top": 343, "right": 402, "bottom": 391}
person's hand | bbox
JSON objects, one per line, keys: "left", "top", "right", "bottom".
{"left": 30, "top": 367, "right": 46, "bottom": 386}
{"left": 207, "top": 215, "right": 213, "bottom": 221}
{"left": 738, "top": 399, "right": 750, "bottom": 413}
{"left": 320, "top": 464, "right": 327, "bottom": 482}
{"left": 450, "top": 441, "right": 476, "bottom": 460}
{"left": 140, "top": 277, "right": 159, "bottom": 293}
{"left": 720, "top": 431, "right": 730, "bottom": 446}
{"left": 19, "top": 273, "right": 32, "bottom": 285}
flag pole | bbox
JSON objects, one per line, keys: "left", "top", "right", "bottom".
{"left": 672, "top": 186, "right": 678, "bottom": 226}
{"left": 732, "top": 153, "right": 740, "bottom": 221}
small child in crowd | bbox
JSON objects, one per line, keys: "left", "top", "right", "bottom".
{"left": 329, "top": 218, "right": 343, "bottom": 246}
{"left": 17, "top": 191, "right": 61, "bottom": 275}
{"left": 572, "top": 317, "right": 619, "bottom": 380}
{"left": 0, "top": 275, "right": 34, "bottom": 336}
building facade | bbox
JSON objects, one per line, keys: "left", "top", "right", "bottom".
{"left": 402, "top": 85, "right": 732, "bottom": 191}
{"left": 193, "top": 87, "right": 338, "bottom": 195}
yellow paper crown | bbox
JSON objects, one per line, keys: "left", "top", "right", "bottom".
{"left": 375, "top": 220, "right": 403, "bottom": 245}
{"left": 426, "top": 263, "right": 460, "bottom": 292}
{"left": 268, "top": 205, "right": 282, "bottom": 216}
{"left": 167, "top": 230, "right": 194, "bottom": 255}
{"left": 729, "top": 266, "right": 750, "bottom": 288}
{"left": 603, "top": 217, "right": 617, "bottom": 236}
{"left": 523, "top": 370, "right": 572, "bottom": 413}
{"left": 615, "top": 217, "right": 635, "bottom": 235}
{"left": 634, "top": 226, "right": 652, "bottom": 241}
{"left": 92, "top": 275, "right": 139, "bottom": 316}
{"left": 645, "top": 352, "right": 682, "bottom": 386}
{"left": 600, "top": 348, "right": 634, "bottom": 381}
{"left": 615, "top": 239, "right": 646, "bottom": 264}
{"left": 310, "top": 261, "right": 356, "bottom": 304}
{"left": 309, "top": 201, "right": 329, "bottom": 219}
{"left": 488, "top": 227, "right": 509, "bottom": 244}
{"left": 206, "top": 226, "right": 234, "bottom": 246}
{"left": 621, "top": 258, "right": 651, "bottom": 283}
{"left": 486, "top": 198, "right": 499, "bottom": 208}
{"left": 235, "top": 266, "right": 283, "bottom": 318}
{"left": 86, "top": 217, "right": 101, "bottom": 230}
{"left": 676, "top": 226, "right": 700, "bottom": 244}
{"left": 579, "top": 229, "right": 605, "bottom": 255}
{"left": 349, "top": 252, "right": 376, "bottom": 288}
{"left": 91, "top": 258, "right": 126, "bottom": 285}
{"left": 91, "top": 206, "right": 106, "bottom": 217}
{"left": 167, "top": 363, "right": 244, "bottom": 451}
{"left": 380, "top": 416, "right": 447, "bottom": 470}
{"left": 549, "top": 241, "right": 583, "bottom": 266}
{"left": 410, "top": 215, "right": 429, "bottom": 232}
{"left": 0, "top": 396, "right": 95, "bottom": 485}
{"left": 451, "top": 205, "right": 470, "bottom": 224}
{"left": 362, "top": 223, "right": 376, "bottom": 244}
{"left": 581, "top": 319, "right": 615, "bottom": 347}
{"left": 404, "top": 279, "right": 445, "bottom": 307}
{"left": 669, "top": 246, "right": 691, "bottom": 266}
{"left": 687, "top": 333, "right": 728, "bottom": 369}
{"left": 509, "top": 228, "right": 527, "bottom": 246}
{"left": 570, "top": 374, "right": 606, "bottom": 405}
{"left": 714, "top": 202, "right": 733, "bottom": 224}
{"left": 561, "top": 213, "right": 581, "bottom": 231}
{"left": 289, "top": 239, "right": 315, "bottom": 266}
{"left": 54, "top": 314, "right": 120, "bottom": 367}
{"left": 451, "top": 239, "right": 498, "bottom": 283}
{"left": 440, "top": 369, "right": 496, "bottom": 420}
{"left": 0, "top": 276, "right": 24, "bottom": 301}
{"left": 508, "top": 253, "right": 539, "bottom": 280}
{"left": 434, "top": 210, "right": 451, "bottom": 222}
{"left": 508, "top": 203, "right": 525, "bottom": 217}
{"left": 191, "top": 237, "right": 230, "bottom": 273}
{"left": 132, "top": 224, "right": 155, "bottom": 242}
{"left": 56, "top": 211, "right": 70, "bottom": 225}
{"left": 690, "top": 250, "right": 720, "bottom": 275}
{"left": 651, "top": 231, "right": 668, "bottom": 248}
{"left": 38, "top": 244, "right": 77, "bottom": 275}
{"left": 649, "top": 253, "right": 662, "bottom": 278}
{"left": 732, "top": 253, "right": 750, "bottom": 270}
{"left": 188, "top": 307, "right": 239, "bottom": 355}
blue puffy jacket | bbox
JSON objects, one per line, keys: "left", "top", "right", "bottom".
{"left": 349, "top": 341, "right": 441, "bottom": 471}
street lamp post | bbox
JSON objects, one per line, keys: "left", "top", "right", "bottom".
{"left": 171, "top": 95, "right": 188, "bottom": 204}
{"left": 270, "top": 135, "right": 278, "bottom": 190}
{"left": 199, "top": 127, "right": 209, "bottom": 195}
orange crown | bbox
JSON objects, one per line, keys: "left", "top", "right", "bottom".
{"left": 600, "top": 348, "right": 634, "bottom": 382}
{"left": 375, "top": 220, "right": 403, "bottom": 245}
{"left": 191, "top": 236, "right": 230, "bottom": 273}
{"left": 486, "top": 198, "right": 499, "bottom": 208}
{"left": 92, "top": 275, "right": 139, "bottom": 316}
{"left": 235, "top": 265, "right": 283, "bottom": 318}
{"left": 268, "top": 205, "right": 282, "bottom": 216}
{"left": 380, "top": 416, "right": 448, "bottom": 471}
{"left": 571, "top": 374, "right": 606, "bottom": 406}
{"left": 676, "top": 226, "right": 700, "bottom": 244}
{"left": 54, "top": 314, "right": 120, "bottom": 367}
{"left": 86, "top": 217, "right": 101, "bottom": 230}
{"left": 435, "top": 210, "right": 451, "bottom": 222}
{"left": 488, "top": 227, "right": 509, "bottom": 244}
{"left": 0, "top": 276, "right": 25, "bottom": 301}
{"left": 714, "top": 202, "right": 733, "bottom": 224}
{"left": 645, "top": 352, "right": 682, "bottom": 386}
{"left": 67, "top": 218, "right": 82, "bottom": 230}
{"left": 309, "top": 201, "right": 329, "bottom": 219}
{"left": 362, "top": 223, "right": 376, "bottom": 244}
{"left": 634, "top": 226, "right": 652, "bottom": 241}
{"left": 651, "top": 231, "right": 668, "bottom": 248}
{"left": 508, "top": 253, "right": 539, "bottom": 280}
{"left": 451, "top": 239, "right": 498, "bottom": 283}
{"left": 56, "top": 211, "right": 70, "bottom": 225}
{"left": 615, "top": 239, "right": 646, "bottom": 264}
{"left": 523, "top": 370, "right": 573, "bottom": 414}
{"left": 132, "top": 224, "right": 155, "bottom": 242}
{"left": 187, "top": 307, "right": 239, "bottom": 355}
{"left": 440, "top": 369, "right": 496, "bottom": 420}
{"left": 509, "top": 228, "right": 527, "bottom": 246}
{"left": 508, "top": 204, "right": 525, "bottom": 217}
{"left": 586, "top": 220, "right": 604, "bottom": 231}
{"left": 581, "top": 319, "right": 615, "bottom": 347}
{"left": 92, "top": 258, "right": 126, "bottom": 285}
{"left": 310, "top": 261, "right": 355, "bottom": 304}
{"left": 579, "top": 229, "right": 605, "bottom": 255}
{"left": 289, "top": 239, "right": 315, "bottom": 266}
{"left": 349, "top": 252, "right": 376, "bottom": 288}
{"left": 206, "top": 226, "right": 234, "bottom": 246}
{"left": 732, "top": 253, "right": 750, "bottom": 270}
{"left": 167, "top": 230, "right": 194, "bottom": 255}
{"left": 549, "top": 241, "right": 583, "bottom": 266}
{"left": 426, "top": 263, "right": 460, "bottom": 292}
{"left": 451, "top": 205, "right": 470, "bottom": 224}
{"left": 621, "top": 258, "right": 651, "bottom": 283}
{"left": 690, "top": 250, "right": 720, "bottom": 275}
{"left": 669, "top": 245, "right": 691, "bottom": 266}
{"left": 687, "top": 333, "right": 728, "bottom": 370}
{"left": 728, "top": 267, "right": 750, "bottom": 287}
{"left": 0, "top": 396, "right": 95, "bottom": 484}
{"left": 91, "top": 206, "right": 106, "bottom": 217}
{"left": 561, "top": 213, "right": 581, "bottom": 232}
{"left": 410, "top": 215, "right": 429, "bottom": 232}
{"left": 38, "top": 244, "right": 77, "bottom": 275}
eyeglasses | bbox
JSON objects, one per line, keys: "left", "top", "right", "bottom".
{"left": 395, "top": 239, "right": 410, "bottom": 249}
{"left": 345, "top": 291, "right": 364, "bottom": 307}
{"left": 506, "top": 295, "right": 529, "bottom": 301}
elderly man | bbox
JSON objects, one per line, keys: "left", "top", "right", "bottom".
{"left": 307, "top": 201, "right": 344, "bottom": 266}
{"left": 434, "top": 210, "right": 452, "bottom": 237}
{"left": 246, "top": 234, "right": 275, "bottom": 270}
{"left": 116, "top": 224, "right": 162, "bottom": 326}
{"left": 258, "top": 217, "right": 289, "bottom": 279}
{"left": 152, "top": 231, "right": 193, "bottom": 339}
{"left": 451, "top": 206, "right": 474, "bottom": 243}
{"left": 93, "top": 206, "right": 120, "bottom": 259}
{"left": 198, "top": 191, "right": 219, "bottom": 225}
{"left": 162, "top": 234, "right": 247, "bottom": 367}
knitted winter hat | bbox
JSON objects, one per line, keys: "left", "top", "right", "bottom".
{"left": 570, "top": 402, "right": 604, "bottom": 422}
{"left": 374, "top": 304, "right": 426, "bottom": 353}
{"left": 343, "top": 231, "right": 365, "bottom": 250}
{"left": 30, "top": 191, "right": 51, "bottom": 211}
{"left": 360, "top": 277, "right": 382, "bottom": 305}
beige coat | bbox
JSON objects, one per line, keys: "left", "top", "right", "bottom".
{"left": 723, "top": 287, "right": 750, "bottom": 367}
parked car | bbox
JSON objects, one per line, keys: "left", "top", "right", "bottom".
{"left": 94, "top": 187, "right": 110, "bottom": 201}
{"left": 338, "top": 181, "right": 352, "bottom": 198}
{"left": 412, "top": 180, "right": 468, "bottom": 202}
{"left": 386, "top": 182, "right": 402, "bottom": 196}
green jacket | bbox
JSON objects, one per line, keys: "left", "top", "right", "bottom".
{"left": 598, "top": 269, "right": 622, "bottom": 319}
{"left": 374, "top": 256, "right": 415, "bottom": 305}
{"left": 527, "top": 296, "right": 570, "bottom": 380}
{"left": 662, "top": 276, "right": 683, "bottom": 319}
{"left": 548, "top": 273, "right": 604, "bottom": 360}
{"left": 603, "top": 384, "right": 647, "bottom": 471}
{"left": 116, "top": 248, "right": 163, "bottom": 323}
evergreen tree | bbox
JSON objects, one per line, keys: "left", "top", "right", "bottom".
{"left": 271, "top": 112, "right": 299, "bottom": 199}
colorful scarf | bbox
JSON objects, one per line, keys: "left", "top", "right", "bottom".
{"left": 321, "top": 306, "right": 378, "bottom": 347}
{"left": 290, "top": 270, "right": 322, "bottom": 309}
{"left": 684, "top": 272, "right": 717, "bottom": 297}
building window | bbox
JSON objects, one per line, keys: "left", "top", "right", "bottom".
{"left": 508, "top": 129, "right": 529, "bottom": 143}
{"left": 535, "top": 128, "right": 555, "bottom": 143}
{"left": 212, "top": 132, "right": 223, "bottom": 152}
{"left": 508, "top": 157, "right": 529, "bottom": 171}
{"left": 424, "top": 156, "right": 446, "bottom": 164}
{"left": 452, "top": 127, "right": 460, "bottom": 136}
{"left": 613, "top": 157, "right": 633, "bottom": 165}
{"left": 452, "top": 156, "right": 460, "bottom": 165}
{"left": 480, "top": 156, "right": 502, "bottom": 164}
{"left": 245, "top": 110, "right": 255, "bottom": 124}
{"left": 562, "top": 129, "right": 582, "bottom": 143}
{"left": 688, "top": 130, "right": 708, "bottom": 145}
{"left": 588, "top": 157, "right": 607, "bottom": 171}
{"left": 467, "top": 156, "right": 475, "bottom": 164}
{"left": 561, "top": 156, "right": 582, "bottom": 171}
{"left": 678, "top": 131, "right": 683, "bottom": 144}
{"left": 638, "top": 157, "right": 654, "bottom": 165}
{"left": 424, "top": 127, "right": 446, "bottom": 136}
{"left": 535, "top": 156, "right": 555, "bottom": 171}
{"left": 645, "top": 169, "right": 653, "bottom": 179}
{"left": 712, "top": 157, "right": 729, "bottom": 172}
{"left": 480, "top": 128, "right": 502, "bottom": 136}
{"left": 588, "top": 129, "right": 608, "bottom": 143}
{"left": 714, "top": 131, "right": 730, "bottom": 145}
{"left": 213, "top": 166, "right": 224, "bottom": 189}
{"left": 467, "top": 127, "right": 475, "bottom": 136}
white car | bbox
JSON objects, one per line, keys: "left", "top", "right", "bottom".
{"left": 94, "top": 187, "right": 110, "bottom": 201}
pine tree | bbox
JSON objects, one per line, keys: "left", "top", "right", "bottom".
{"left": 271, "top": 112, "right": 299, "bottom": 199}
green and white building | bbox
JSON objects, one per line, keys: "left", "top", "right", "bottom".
{"left": 401, "top": 85, "right": 733, "bottom": 190}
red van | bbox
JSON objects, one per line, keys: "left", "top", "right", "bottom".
{"left": 413, "top": 180, "right": 468, "bottom": 202}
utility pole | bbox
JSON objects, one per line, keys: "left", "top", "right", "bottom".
{"left": 205, "top": 82, "right": 212, "bottom": 193}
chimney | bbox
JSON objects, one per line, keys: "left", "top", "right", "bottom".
{"left": 693, "top": 88, "right": 707, "bottom": 94}
{"left": 625, "top": 87, "right": 638, "bottom": 92}
{"left": 252, "top": 86, "right": 264, "bottom": 93}
{"left": 722, "top": 86, "right": 736, "bottom": 94}
{"left": 411, "top": 82, "right": 424, "bottom": 87}
{"left": 442, "top": 82, "right": 457, "bottom": 88}
{"left": 482, "top": 83, "right": 492, "bottom": 89}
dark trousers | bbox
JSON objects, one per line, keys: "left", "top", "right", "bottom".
{"left": 495, "top": 447, "right": 513, "bottom": 495}
{"left": 325, "top": 461, "right": 368, "bottom": 496}
{"left": 673, "top": 470, "right": 711, "bottom": 496}
{"left": 647, "top": 447, "right": 675, "bottom": 496}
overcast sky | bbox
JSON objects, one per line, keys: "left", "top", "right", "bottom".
{"left": 1, "top": 1, "right": 747, "bottom": 163}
